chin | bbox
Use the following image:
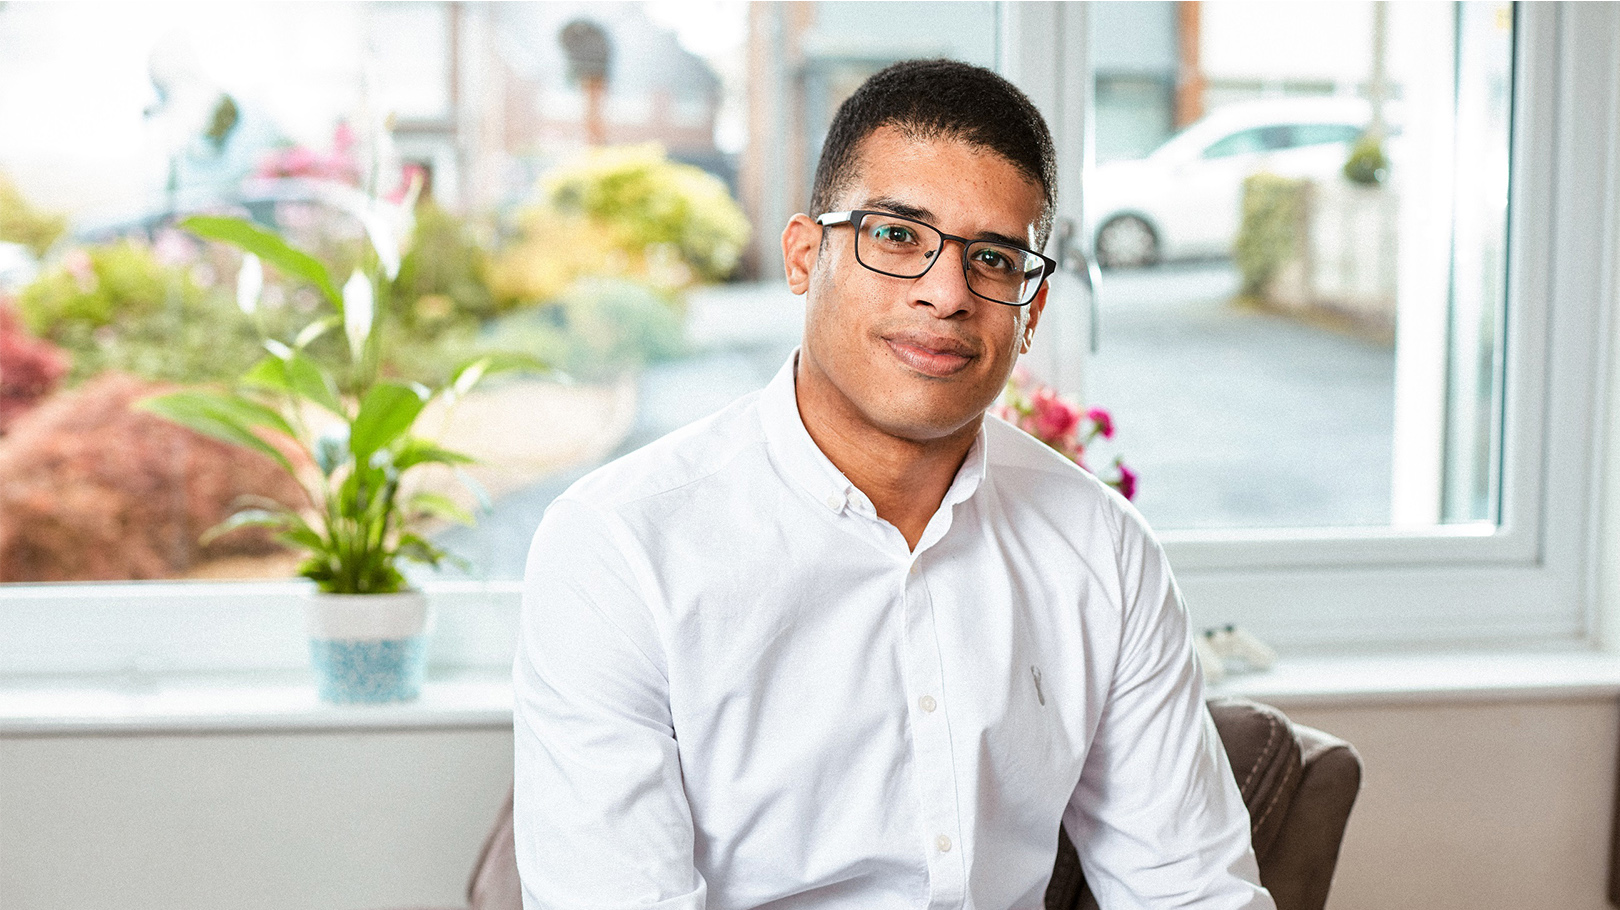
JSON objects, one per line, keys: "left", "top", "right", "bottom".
{"left": 866, "top": 396, "right": 984, "bottom": 444}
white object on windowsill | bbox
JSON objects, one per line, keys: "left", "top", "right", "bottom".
{"left": 1197, "top": 625, "right": 1279, "bottom": 685}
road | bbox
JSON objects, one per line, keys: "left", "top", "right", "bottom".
{"left": 435, "top": 263, "right": 1395, "bottom": 581}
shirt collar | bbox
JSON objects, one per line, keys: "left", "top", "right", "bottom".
{"left": 759, "top": 350, "right": 989, "bottom": 517}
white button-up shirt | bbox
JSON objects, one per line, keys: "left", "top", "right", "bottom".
{"left": 514, "top": 356, "right": 1272, "bottom": 910}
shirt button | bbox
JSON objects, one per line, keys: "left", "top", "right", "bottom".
{"left": 936, "top": 835, "right": 953, "bottom": 853}
{"left": 918, "top": 695, "right": 937, "bottom": 713}
{"left": 909, "top": 563, "right": 918, "bottom": 575}
{"left": 824, "top": 493, "right": 842, "bottom": 511}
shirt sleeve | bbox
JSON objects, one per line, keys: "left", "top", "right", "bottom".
{"left": 513, "top": 496, "right": 708, "bottom": 910}
{"left": 1063, "top": 504, "right": 1275, "bottom": 910}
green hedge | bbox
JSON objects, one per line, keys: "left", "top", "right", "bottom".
{"left": 1233, "top": 173, "right": 1309, "bottom": 296}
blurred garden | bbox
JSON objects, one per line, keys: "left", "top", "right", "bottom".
{"left": 0, "top": 138, "right": 749, "bottom": 583}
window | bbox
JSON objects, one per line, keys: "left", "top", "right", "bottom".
{"left": 1202, "top": 126, "right": 1287, "bottom": 158}
{"left": 1287, "top": 123, "right": 1365, "bottom": 148}
{"left": 1, "top": 2, "right": 1617, "bottom": 675}
{"left": 1054, "top": 1, "right": 1616, "bottom": 649}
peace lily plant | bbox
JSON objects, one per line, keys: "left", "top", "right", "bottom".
{"left": 141, "top": 195, "right": 546, "bottom": 702}
{"left": 142, "top": 209, "right": 535, "bottom": 594}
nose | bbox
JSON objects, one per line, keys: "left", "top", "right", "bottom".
{"left": 910, "top": 238, "right": 976, "bottom": 317}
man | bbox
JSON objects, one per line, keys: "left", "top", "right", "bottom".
{"left": 514, "top": 59, "right": 1273, "bottom": 910}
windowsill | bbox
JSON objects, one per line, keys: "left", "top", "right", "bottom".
{"left": 6, "top": 650, "right": 1620, "bottom": 736}
{"left": 0, "top": 669, "right": 513, "bottom": 736}
{"left": 1209, "top": 648, "right": 1620, "bottom": 707}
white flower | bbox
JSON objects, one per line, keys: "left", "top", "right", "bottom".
{"left": 314, "top": 181, "right": 413, "bottom": 282}
{"left": 236, "top": 253, "right": 263, "bottom": 315}
{"left": 342, "top": 269, "right": 375, "bottom": 360}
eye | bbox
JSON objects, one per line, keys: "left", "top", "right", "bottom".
{"left": 869, "top": 223, "right": 918, "bottom": 245}
{"left": 971, "top": 246, "right": 1017, "bottom": 272}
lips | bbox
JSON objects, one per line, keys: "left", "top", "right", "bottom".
{"left": 883, "top": 330, "right": 979, "bottom": 378}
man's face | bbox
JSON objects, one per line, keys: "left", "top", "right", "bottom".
{"left": 782, "top": 126, "right": 1049, "bottom": 446}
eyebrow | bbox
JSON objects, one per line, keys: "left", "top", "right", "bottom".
{"left": 860, "top": 196, "right": 1035, "bottom": 251}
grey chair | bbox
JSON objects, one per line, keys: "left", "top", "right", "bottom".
{"left": 1047, "top": 697, "right": 1362, "bottom": 910}
{"left": 435, "top": 696, "right": 1360, "bottom": 910}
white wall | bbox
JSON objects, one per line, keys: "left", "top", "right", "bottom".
{"left": 0, "top": 726, "right": 514, "bottom": 910}
{"left": 2, "top": 697, "right": 1616, "bottom": 910}
{"left": 1290, "top": 696, "right": 1619, "bottom": 910}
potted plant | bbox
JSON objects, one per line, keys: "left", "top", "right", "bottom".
{"left": 142, "top": 212, "right": 541, "bottom": 703}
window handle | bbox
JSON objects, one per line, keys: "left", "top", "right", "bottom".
{"left": 1055, "top": 217, "right": 1102, "bottom": 354}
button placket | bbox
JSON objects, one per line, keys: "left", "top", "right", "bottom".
{"left": 901, "top": 568, "right": 966, "bottom": 907}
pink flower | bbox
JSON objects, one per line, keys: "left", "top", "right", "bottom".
{"left": 1087, "top": 407, "right": 1114, "bottom": 439}
{"left": 1029, "top": 387, "right": 1081, "bottom": 443}
{"left": 1114, "top": 460, "right": 1138, "bottom": 501}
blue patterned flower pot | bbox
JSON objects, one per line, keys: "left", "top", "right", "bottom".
{"left": 304, "top": 592, "right": 432, "bottom": 704}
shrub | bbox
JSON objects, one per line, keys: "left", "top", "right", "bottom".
{"left": 0, "top": 372, "right": 306, "bottom": 582}
{"left": 491, "top": 143, "right": 750, "bottom": 307}
{"left": 0, "top": 299, "right": 70, "bottom": 433}
{"left": 1342, "top": 134, "right": 1390, "bottom": 186}
{"left": 389, "top": 200, "right": 498, "bottom": 326}
{"left": 376, "top": 201, "right": 501, "bottom": 387}
{"left": 0, "top": 173, "right": 68, "bottom": 257}
{"left": 1233, "top": 173, "right": 1309, "bottom": 296}
{"left": 16, "top": 240, "right": 267, "bottom": 385}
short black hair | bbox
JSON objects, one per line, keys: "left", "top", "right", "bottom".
{"left": 808, "top": 58, "right": 1057, "bottom": 248}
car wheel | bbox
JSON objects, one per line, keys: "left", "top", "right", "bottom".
{"left": 1095, "top": 215, "right": 1160, "bottom": 269}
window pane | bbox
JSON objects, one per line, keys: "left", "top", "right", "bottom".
{"left": 1083, "top": 1, "right": 1513, "bottom": 532}
{"left": 0, "top": 1, "right": 1000, "bottom": 585}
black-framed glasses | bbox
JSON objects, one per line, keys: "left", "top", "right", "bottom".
{"left": 816, "top": 209, "right": 1056, "bottom": 307}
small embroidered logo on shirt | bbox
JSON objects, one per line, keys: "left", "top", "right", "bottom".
{"left": 1031, "top": 665, "right": 1045, "bottom": 706}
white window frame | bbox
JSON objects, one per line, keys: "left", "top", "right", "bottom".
{"left": 2, "top": 2, "right": 1617, "bottom": 679}
{"left": 1010, "top": 1, "right": 1620, "bottom": 651}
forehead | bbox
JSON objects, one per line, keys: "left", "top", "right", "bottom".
{"left": 839, "top": 125, "right": 1046, "bottom": 244}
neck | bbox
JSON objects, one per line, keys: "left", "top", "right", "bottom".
{"left": 795, "top": 380, "right": 978, "bottom": 552}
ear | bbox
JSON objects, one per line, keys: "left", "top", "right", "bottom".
{"left": 781, "top": 214, "right": 821, "bottom": 295}
{"left": 1018, "top": 281, "right": 1050, "bottom": 354}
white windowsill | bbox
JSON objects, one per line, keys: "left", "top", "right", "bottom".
{"left": 5, "top": 650, "right": 1620, "bottom": 736}
{"left": 0, "top": 669, "right": 513, "bottom": 736}
{"left": 1208, "top": 649, "right": 1620, "bottom": 708}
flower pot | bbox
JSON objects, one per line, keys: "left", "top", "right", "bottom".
{"left": 303, "top": 591, "right": 432, "bottom": 703}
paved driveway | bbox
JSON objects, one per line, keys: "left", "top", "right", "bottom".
{"left": 1087, "top": 262, "right": 1394, "bottom": 531}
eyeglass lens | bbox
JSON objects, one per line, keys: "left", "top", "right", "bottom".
{"left": 853, "top": 212, "right": 1044, "bottom": 305}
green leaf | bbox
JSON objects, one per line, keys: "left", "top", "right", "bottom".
{"left": 394, "top": 438, "right": 477, "bottom": 471}
{"left": 201, "top": 508, "right": 325, "bottom": 554}
{"left": 349, "top": 382, "right": 428, "bottom": 464}
{"left": 448, "top": 351, "right": 556, "bottom": 399}
{"left": 395, "top": 533, "right": 449, "bottom": 567}
{"left": 293, "top": 315, "right": 340, "bottom": 351}
{"left": 241, "top": 353, "right": 343, "bottom": 416}
{"left": 181, "top": 215, "right": 341, "bottom": 307}
{"left": 206, "top": 393, "right": 297, "bottom": 440}
{"left": 408, "top": 491, "right": 475, "bottom": 526}
{"left": 138, "top": 391, "right": 295, "bottom": 475}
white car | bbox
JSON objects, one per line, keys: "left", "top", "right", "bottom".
{"left": 1087, "top": 97, "right": 1388, "bottom": 269}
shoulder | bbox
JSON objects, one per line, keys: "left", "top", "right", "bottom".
{"left": 981, "top": 414, "right": 1163, "bottom": 566}
{"left": 984, "top": 415, "right": 1131, "bottom": 517}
